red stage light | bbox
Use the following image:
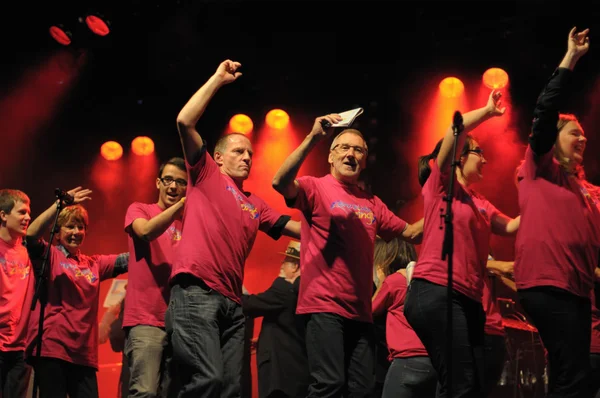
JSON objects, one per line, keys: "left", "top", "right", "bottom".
{"left": 85, "top": 15, "right": 110, "bottom": 36}
{"left": 49, "top": 25, "right": 72, "bottom": 46}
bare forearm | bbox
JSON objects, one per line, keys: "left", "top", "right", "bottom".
{"left": 27, "top": 202, "right": 60, "bottom": 239}
{"left": 133, "top": 201, "right": 184, "bottom": 241}
{"left": 272, "top": 134, "right": 319, "bottom": 198}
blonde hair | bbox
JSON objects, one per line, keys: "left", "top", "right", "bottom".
{"left": 57, "top": 205, "right": 89, "bottom": 230}
{"left": 374, "top": 236, "right": 399, "bottom": 277}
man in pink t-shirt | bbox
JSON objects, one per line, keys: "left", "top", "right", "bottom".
{"left": 123, "top": 157, "right": 186, "bottom": 397}
{"left": 272, "top": 116, "right": 422, "bottom": 396}
{"left": 0, "top": 189, "right": 33, "bottom": 398}
{"left": 168, "top": 60, "right": 300, "bottom": 397}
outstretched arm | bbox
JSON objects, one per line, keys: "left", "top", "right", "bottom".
{"left": 176, "top": 60, "right": 242, "bottom": 165}
{"left": 437, "top": 90, "right": 505, "bottom": 172}
{"left": 272, "top": 114, "right": 342, "bottom": 200}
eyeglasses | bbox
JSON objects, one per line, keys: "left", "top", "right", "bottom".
{"left": 466, "top": 148, "right": 484, "bottom": 157}
{"left": 159, "top": 177, "right": 188, "bottom": 187}
{"left": 331, "top": 144, "right": 367, "bottom": 157}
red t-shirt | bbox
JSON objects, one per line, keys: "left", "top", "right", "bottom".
{"left": 171, "top": 152, "right": 283, "bottom": 304}
{"left": 515, "top": 147, "right": 600, "bottom": 298}
{"left": 292, "top": 174, "right": 407, "bottom": 323}
{"left": 27, "top": 243, "right": 118, "bottom": 369}
{"left": 372, "top": 272, "right": 428, "bottom": 359}
{"left": 413, "top": 162, "right": 500, "bottom": 303}
{"left": 123, "top": 202, "right": 182, "bottom": 328}
{"left": 0, "top": 238, "right": 34, "bottom": 351}
{"left": 482, "top": 275, "right": 504, "bottom": 336}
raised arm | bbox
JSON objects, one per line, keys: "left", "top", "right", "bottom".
{"left": 272, "top": 114, "right": 342, "bottom": 200}
{"left": 530, "top": 27, "right": 589, "bottom": 156}
{"left": 176, "top": 60, "right": 242, "bottom": 165}
{"left": 437, "top": 90, "right": 505, "bottom": 172}
{"left": 26, "top": 187, "right": 92, "bottom": 240}
{"left": 129, "top": 198, "right": 185, "bottom": 242}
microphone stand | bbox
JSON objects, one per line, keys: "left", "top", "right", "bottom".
{"left": 441, "top": 112, "right": 464, "bottom": 395}
{"left": 30, "top": 196, "right": 64, "bottom": 398}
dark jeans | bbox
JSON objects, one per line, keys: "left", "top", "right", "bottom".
{"left": 125, "top": 325, "right": 170, "bottom": 397}
{"left": 404, "top": 278, "right": 485, "bottom": 398}
{"left": 590, "top": 353, "right": 600, "bottom": 398}
{"left": 519, "top": 286, "right": 592, "bottom": 398}
{"left": 33, "top": 357, "right": 98, "bottom": 398}
{"left": 483, "top": 334, "right": 506, "bottom": 396}
{"left": 0, "top": 350, "right": 31, "bottom": 398}
{"left": 382, "top": 356, "right": 437, "bottom": 398}
{"left": 166, "top": 275, "right": 245, "bottom": 398}
{"left": 305, "top": 312, "right": 375, "bottom": 397}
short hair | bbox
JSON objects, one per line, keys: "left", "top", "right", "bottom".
{"left": 158, "top": 157, "right": 186, "bottom": 178}
{"left": 57, "top": 205, "right": 89, "bottom": 230}
{"left": 330, "top": 129, "right": 369, "bottom": 153}
{"left": 214, "top": 133, "right": 248, "bottom": 156}
{"left": 0, "top": 189, "right": 30, "bottom": 214}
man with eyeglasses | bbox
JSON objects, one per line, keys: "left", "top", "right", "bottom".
{"left": 272, "top": 118, "right": 423, "bottom": 397}
{"left": 168, "top": 60, "right": 300, "bottom": 397}
{"left": 122, "top": 156, "right": 187, "bottom": 397}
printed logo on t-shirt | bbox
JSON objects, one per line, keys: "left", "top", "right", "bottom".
{"left": 60, "top": 262, "right": 98, "bottom": 284}
{"left": 331, "top": 201, "right": 377, "bottom": 225}
{"left": 167, "top": 226, "right": 182, "bottom": 241}
{"left": 226, "top": 186, "right": 259, "bottom": 220}
{"left": 0, "top": 257, "right": 30, "bottom": 280}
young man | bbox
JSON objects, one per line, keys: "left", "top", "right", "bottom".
{"left": 272, "top": 120, "right": 422, "bottom": 397}
{"left": 0, "top": 189, "right": 33, "bottom": 398}
{"left": 123, "top": 157, "right": 187, "bottom": 397}
{"left": 168, "top": 59, "right": 300, "bottom": 397}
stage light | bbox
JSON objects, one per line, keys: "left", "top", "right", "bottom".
{"left": 101, "top": 141, "right": 123, "bottom": 161}
{"left": 85, "top": 14, "right": 110, "bottom": 36}
{"left": 229, "top": 114, "right": 253, "bottom": 135}
{"left": 49, "top": 25, "right": 72, "bottom": 46}
{"left": 439, "top": 77, "right": 464, "bottom": 98}
{"left": 483, "top": 68, "right": 509, "bottom": 90}
{"left": 265, "top": 109, "right": 290, "bottom": 129}
{"left": 131, "top": 136, "right": 155, "bottom": 156}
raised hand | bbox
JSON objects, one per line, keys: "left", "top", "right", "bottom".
{"left": 66, "top": 186, "right": 92, "bottom": 204}
{"left": 214, "top": 60, "right": 242, "bottom": 85}
{"left": 567, "top": 27, "right": 590, "bottom": 59}
{"left": 308, "top": 114, "right": 343, "bottom": 141}
{"left": 486, "top": 90, "right": 506, "bottom": 117}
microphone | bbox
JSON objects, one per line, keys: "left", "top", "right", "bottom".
{"left": 55, "top": 188, "right": 74, "bottom": 205}
{"left": 452, "top": 110, "right": 464, "bottom": 135}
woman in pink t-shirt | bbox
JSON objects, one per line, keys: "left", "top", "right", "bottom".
{"left": 514, "top": 28, "right": 600, "bottom": 398}
{"left": 25, "top": 188, "right": 129, "bottom": 398}
{"left": 404, "top": 90, "right": 520, "bottom": 397}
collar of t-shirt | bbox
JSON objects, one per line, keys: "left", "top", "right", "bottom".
{"left": 56, "top": 244, "right": 81, "bottom": 262}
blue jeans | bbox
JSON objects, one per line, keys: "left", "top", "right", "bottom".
{"left": 404, "top": 279, "right": 486, "bottom": 398}
{"left": 305, "top": 312, "right": 375, "bottom": 397}
{"left": 125, "top": 325, "right": 169, "bottom": 397}
{"left": 165, "top": 275, "right": 245, "bottom": 398}
{"left": 382, "top": 356, "right": 437, "bottom": 398}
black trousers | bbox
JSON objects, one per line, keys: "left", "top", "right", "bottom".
{"left": 0, "top": 350, "right": 31, "bottom": 398}
{"left": 33, "top": 357, "right": 98, "bottom": 398}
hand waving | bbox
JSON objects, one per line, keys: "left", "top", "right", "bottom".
{"left": 486, "top": 90, "right": 506, "bottom": 117}
{"left": 66, "top": 187, "right": 92, "bottom": 204}
{"left": 214, "top": 60, "right": 242, "bottom": 85}
{"left": 567, "top": 27, "right": 590, "bottom": 60}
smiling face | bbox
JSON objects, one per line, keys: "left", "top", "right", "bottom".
{"left": 328, "top": 131, "right": 368, "bottom": 184}
{"left": 56, "top": 205, "right": 88, "bottom": 255}
{"left": 156, "top": 164, "right": 187, "bottom": 209}
{"left": 0, "top": 200, "right": 31, "bottom": 238}
{"left": 459, "top": 139, "right": 487, "bottom": 185}
{"left": 556, "top": 120, "right": 586, "bottom": 167}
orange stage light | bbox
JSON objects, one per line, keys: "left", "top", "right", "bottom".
{"left": 439, "top": 77, "right": 464, "bottom": 98}
{"left": 131, "top": 136, "right": 155, "bottom": 156}
{"left": 101, "top": 141, "right": 123, "bottom": 161}
{"left": 85, "top": 15, "right": 110, "bottom": 36}
{"left": 482, "top": 68, "right": 509, "bottom": 90}
{"left": 229, "top": 114, "right": 253, "bottom": 134}
{"left": 265, "top": 109, "right": 290, "bottom": 129}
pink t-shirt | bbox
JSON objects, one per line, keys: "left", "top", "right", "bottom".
{"left": 292, "top": 174, "right": 407, "bottom": 323}
{"left": 372, "top": 273, "right": 428, "bottom": 359}
{"left": 482, "top": 275, "right": 504, "bottom": 336}
{"left": 0, "top": 238, "right": 34, "bottom": 351}
{"left": 413, "top": 162, "right": 500, "bottom": 303}
{"left": 26, "top": 243, "right": 117, "bottom": 369}
{"left": 123, "top": 203, "right": 182, "bottom": 328}
{"left": 515, "top": 147, "right": 600, "bottom": 298}
{"left": 171, "top": 152, "right": 283, "bottom": 304}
